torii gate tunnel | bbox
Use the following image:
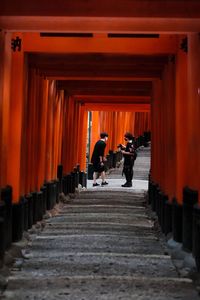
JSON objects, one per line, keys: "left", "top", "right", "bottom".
{"left": 1, "top": 0, "right": 200, "bottom": 269}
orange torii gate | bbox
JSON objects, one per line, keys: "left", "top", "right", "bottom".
{"left": 0, "top": 31, "right": 155, "bottom": 202}
{"left": 1, "top": 0, "right": 200, "bottom": 271}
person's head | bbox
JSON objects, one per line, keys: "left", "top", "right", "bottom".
{"left": 100, "top": 132, "right": 108, "bottom": 142}
{"left": 124, "top": 132, "right": 133, "bottom": 142}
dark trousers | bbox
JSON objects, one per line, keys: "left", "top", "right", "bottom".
{"left": 123, "top": 163, "right": 134, "bottom": 183}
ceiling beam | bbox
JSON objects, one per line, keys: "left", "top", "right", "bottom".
{"left": 1, "top": 16, "right": 200, "bottom": 33}
{"left": 1, "top": 0, "right": 200, "bottom": 18}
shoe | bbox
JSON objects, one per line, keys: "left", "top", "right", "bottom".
{"left": 121, "top": 182, "right": 132, "bottom": 187}
{"left": 93, "top": 183, "right": 100, "bottom": 187}
{"left": 101, "top": 181, "right": 109, "bottom": 186}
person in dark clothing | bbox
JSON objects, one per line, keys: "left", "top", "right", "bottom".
{"left": 118, "top": 132, "right": 136, "bottom": 187}
{"left": 91, "top": 132, "right": 109, "bottom": 187}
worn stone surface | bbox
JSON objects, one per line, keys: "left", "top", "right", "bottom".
{"left": 1, "top": 146, "right": 199, "bottom": 299}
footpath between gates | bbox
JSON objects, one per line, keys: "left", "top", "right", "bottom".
{"left": 1, "top": 146, "right": 199, "bottom": 299}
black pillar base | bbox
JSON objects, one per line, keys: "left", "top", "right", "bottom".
{"left": 70, "top": 172, "right": 76, "bottom": 194}
{"left": 73, "top": 168, "right": 79, "bottom": 188}
{"left": 62, "top": 175, "right": 67, "bottom": 195}
{"left": 164, "top": 200, "right": 172, "bottom": 235}
{"left": 12, "top": 199, "right": 24, "bottom": 242}
{"left": 0, "top": 201, "right": 6, "bottom": 260}
{"left": 1, "top": 186, "right": 12, "bottom": 249}
{"left": 160, "top": 193, "right": 168, "bottom": 233}
{"left": 87, "top": 163, "right": 94, "bottom": 180}
{"left": 66, "top": 175, "right": 72, "bottom": 194}
{"left": 54, "top": 179, "right": 60, "bottom": 203}
{"left": 148, "top": 176, "right": 152, "bottom": 205}
{"left": 40, "top": 185, "right": 47, "bottom": 215}
{"left": 26, "top": 194, "right": 33, "bottom": 229}
{"left": 150, "top": 182, "right": 158, "bottom": 212}
{"left": 57, "top": 164, "right": 63, "bottom": 194}
{"left": 192, "top": 204, "right": 200, "bottom": 271}
{"left": 172, "top": 198, "right": 183, "bottom": 243}
{"left": 46, "top": 182, "right": 57, "bottom": 210}
{"left": 23, "top": 197, "right": 29, "bottom": 231}
{"left": 84, "top": 172, "right": 87, "bottom": 188}
{"left": 32, "top": 192, "right": 39, "bottom": 224}
{"left": 57, "top": 164, "right": 63, "bottom": 181}
{"left": 79, "top": 171, "right": 84, "bottom": 187}
{"left": 112, "top": 152, "right": 117, "bottom": 168}
{"left": 37, "top": 191, "right": 43, "bottom": 221}
{"left": 182, "top": 187, "right": 198, "bottom": 252}
{"left": 154, "top": 185, "right": 160, "bottom": 215}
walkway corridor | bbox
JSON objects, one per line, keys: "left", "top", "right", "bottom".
{"left": 2, "top": 148, "right": 199, "bottom": 299}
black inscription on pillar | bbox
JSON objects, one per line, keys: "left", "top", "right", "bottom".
{"left": 180, "top": 37, "right": 188, "bottom": 53}
{"left": 11, "top": 36, "right": 22, "bottom": 52}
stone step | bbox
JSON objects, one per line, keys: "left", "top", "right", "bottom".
{"left": 61, "top": 205, "right": 146, "bottom": 215}
{"left": 66, "top": 198, "right": 146, "bottom": 206}
{"left": 43, "top": 222, "right": 155, "bottom": 236}
{"left": 45, "top": 213, "right": 152, "bottom": 225}
{"left": 47, "top": 211, "right": 149, "bottom": 219}
{"left": 76, "top": 191, "right": 144, "bottom": 198}
{"left": 29, "top": 234, "right": 164, "bottom": 255}
{"left": 42, "top": 227, "right": 155, "bottom": 237}
{"left": 11, "top": 253, "right": 176, "bottom": 278}
{"left": 4, "top": 276, "right": 199, "bottom": 300}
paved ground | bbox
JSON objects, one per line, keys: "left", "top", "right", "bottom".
{"left": 1, "top": 146, "right": 199, "bottom": 299}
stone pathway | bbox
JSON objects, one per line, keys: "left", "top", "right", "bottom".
{"left": 1, "top": 146, "right": 199, "bottom": 299}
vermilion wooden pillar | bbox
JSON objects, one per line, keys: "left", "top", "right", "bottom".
{"left": 134, "top": 112, "right": 150, "bottom": 137}
{"left": 52, "top": 90, "right": 65, "bottom": 180}
{"left": 7, "top": 33, "right": 24, "bottom": 202}
{"left": 61, "top": 95, "right": 80, "bottom": 173}
{"left": 77, "top": 105, "right": 88, "bottom": 171}
{"left": 61, "top": 94, "right": 72, "bottom": 173}
{"left": 162, "top": 60, "right": 176, "bottom": 201}
{"left": 36, "top": 78, "right": 49, "bottom": 191}
{"left": 187, "top": 33, "right": 200, "bottom": 194}
{"left": 0, "top": 31, "right": 12, "bottom": 188}
{"left": 175, "top": 43, "right": 188, "bottom": 202}
{"left": 151, "top": 60, "right": 176, "bottom": 202}
{"left": 45, "top": 80, "right": 55, "bottom": 182}
{"left": 61, "top": 94, "right": 69, "bottom": 173}
{"left": 90, "top": 111, "right": 100, "bottom": 159}
{"left": 23, "top": 68, "right": 36, "bottom": 193}
{"left": 151, "top": 79, "right": 162, "bottom": 185}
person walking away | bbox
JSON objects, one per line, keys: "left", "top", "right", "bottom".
{"left": 118, "top": 132, "right": 136, "bottom": 187}
{"left": 91, "top": 132, "right": 109, "bottom": 187}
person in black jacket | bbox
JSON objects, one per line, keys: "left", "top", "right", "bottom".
{"left": 91, "top": 132, "right": 109, "bottom": 187}
{"left": 118, "top": 132, "right": 136, "bottom": 187}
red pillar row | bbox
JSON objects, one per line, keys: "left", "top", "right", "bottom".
{"left": 22, "top": 70, "right": 66, "bottom": 195}
{"left": 90, "top": 110, "right": 150, "bottom": 156}
{"left": 0, "top": 45, "right": 85, "bottom": 202}
{"left": 151, "top": 33, "right": 200, "bottom": 203}
{"left": 61, "top": 96, "right": 88, "bottom": 173}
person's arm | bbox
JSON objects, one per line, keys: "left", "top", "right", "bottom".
{"left": 121, "top": 143, "right": 134, "bottom": 156}
{"left": 121, "top": 150, "right": 134, "bottom": 156}
{"left": 99, "top": 142, "right": 106, "bottom": 163}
